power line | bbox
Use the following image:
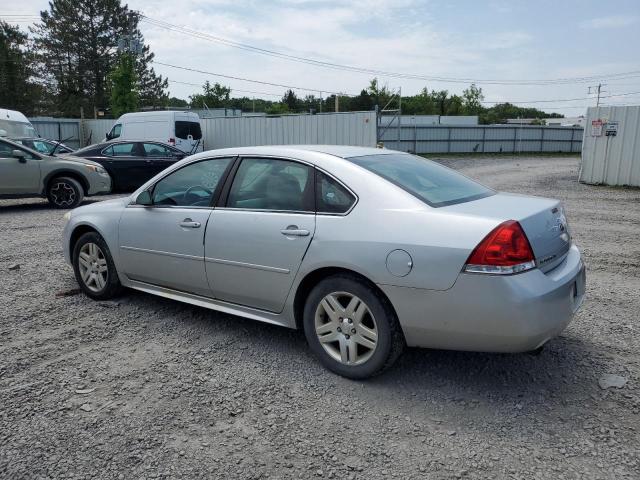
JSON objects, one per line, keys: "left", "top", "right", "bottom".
{"left": 153, "top": 60, "right": 354, "bottom": 96}
{"left": 167, "top": 79, "right": 283, "bottom": 97}
{"left": 5, "top": 11, "right": 640, "bottom": 87}
{"left": 139, "top": 14, "right": 640, "bottom": 86}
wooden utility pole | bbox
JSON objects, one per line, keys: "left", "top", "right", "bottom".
{"left": 335, "top": 95, "right": 339, "bottom": 112}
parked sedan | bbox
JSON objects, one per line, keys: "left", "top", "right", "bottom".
{"left": 72, "top": 140, "right": 185, "bottom": 191}
{"left": 62, "top": 146, "right": 585, "bottom": 379}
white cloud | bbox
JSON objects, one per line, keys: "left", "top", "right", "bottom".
{"left": 580, "top": 15, "right": 639, "bottom": 29}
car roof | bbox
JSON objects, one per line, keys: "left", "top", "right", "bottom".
{"left": 194, "top": 145, "right": 398, "bottom": 159}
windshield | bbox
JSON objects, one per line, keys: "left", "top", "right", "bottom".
{"left": 347, "top": 153, "right": 495, "bottom": 207}
{"left": 0, "top": 120, "right": 37, "bottom": 137}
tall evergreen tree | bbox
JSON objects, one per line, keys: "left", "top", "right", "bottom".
{"left": 0, "top": 21, "right": 41, "bottom": 114}
{"left": 109, "top": 53, "right": 138, "bottom": 117}
{"left": 31, "top": 0, "right": 167, "bottom": 117}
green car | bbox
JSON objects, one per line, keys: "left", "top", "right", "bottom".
{"left": 0, "top": 137, "right": 112, "bottom": 209}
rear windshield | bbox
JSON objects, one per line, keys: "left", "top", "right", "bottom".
{"left": 0, "top": 120, "right": 37, "bottom": 137}
{"left": 175, "top": 121, "right": 202, "bottom": 140}
{"left": 347, "top": 153, "right": 494, "bottom": 207}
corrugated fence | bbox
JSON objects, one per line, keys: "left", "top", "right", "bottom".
{"left": 201, "top": 111, "right": 377, "bottom": 149}
{"left": 378, "top": 124, "right": 584, "bottom": 154}
{"left": 29, "top": 114, "right": 584, "bottom": 154}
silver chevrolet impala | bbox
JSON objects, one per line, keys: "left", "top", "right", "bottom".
{"left": 62, "top": 146, "right": 586, "bottom": 379}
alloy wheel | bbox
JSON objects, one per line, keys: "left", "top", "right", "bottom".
{"left": 78, "top": 242, "right": 108, "bottom": 292}
{"left": 50, "top": 182, "right": 76, "bottom": 207}
{"left": 314, "top": 292, "right": 378, "bottom": 365}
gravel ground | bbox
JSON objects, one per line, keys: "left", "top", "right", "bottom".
{"left": 1, "top": 155, "right": 639, "bottom": 479}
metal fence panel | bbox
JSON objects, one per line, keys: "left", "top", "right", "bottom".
{"left": 201, "top": 111, "right": 376, "bottom": 149}
{"left": 378, "top": 124, "right": 583, "bottom": 154}
{"left": 29, "top": 117, "right": 82, "bottom": 149}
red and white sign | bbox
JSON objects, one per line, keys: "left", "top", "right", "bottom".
{"left": 591, "top": 119, "right": 603, "bottom": 137}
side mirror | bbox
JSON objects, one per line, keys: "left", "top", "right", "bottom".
{"left": 13, "top": 150, "right": 27, "bottom": 163}
{"left": 135, "top": 190, "right": 153, "bottom": 206}
{"left": 105, "top": 131, "right": 111, "bottom": 140}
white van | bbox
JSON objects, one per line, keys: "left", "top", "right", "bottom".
{"left": 105, "top": 111, "right": 203, "bottom": 154}
{"left": 0, "top": 109, "right": 38, "bottom": 138}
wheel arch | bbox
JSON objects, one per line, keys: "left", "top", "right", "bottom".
{"left": 43, "top": 170, "right": 90, "bottom": 196}
{"left": 292, "top": 266, "right": 400, "bottom": 331}
{"left": 68, "top": 223, "right": 101, "bottom": 260}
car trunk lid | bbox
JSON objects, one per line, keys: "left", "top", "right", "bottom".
{"left": 442, "top": 192, "right": 572, "bottom": 273}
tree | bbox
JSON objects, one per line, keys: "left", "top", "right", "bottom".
{"left": 31, "top": 0, "right": 167, "bottom": 117}
{"left": 367, "top": 78, "right": 393, "bottom": 108}
{"left": 0, "top": 21, "right": 42, "bottom": 114}
{"left": 282, "top": 89, "right": 299, "bottom": 112}
{"left": 109, "top": 53, "right": 137, "bottom": 117}
{"left": 462, "top": 83, "right": 484, "bottom": 115}
{"left": 135, "top": 43, "right": 168, "bottom": 109}
{"left": 167, "top": 96, "right": 189, "bottom": 108}
{"left": 189, "top": 81, "right": 231, "bottom": 108}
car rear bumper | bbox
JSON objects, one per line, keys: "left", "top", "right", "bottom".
{"left": 379, "top": 244, "right": 585, "bottom": 352}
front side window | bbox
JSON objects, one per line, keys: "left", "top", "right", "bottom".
{"left": 347, "top": 153, "right": 494, "bottom": 207}
{"left": 316, "top": 171, "right": 356, "bottom": 214}
{"left": 152, "top": 158, "right": 233, "bottom": 207}
{"left": 175, "top": 121, "right": 202, "bottom": 140}
{"left": 109, "top": 124, "right": 122, "bottom": 139}
{"left": 227, "top": 158, "right": 313, "bottom": 212}
{"left": 0, "top": 141, "right": 36, "bottom": 159}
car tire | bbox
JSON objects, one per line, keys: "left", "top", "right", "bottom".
{"left": 47, "top": 176, "right": 84, "bottom": 209}
{"left": 303, "top": 274, "right": 405, "bottom": 379}
{"left": 72, "top": 232, "right": 122, "bottom": 300}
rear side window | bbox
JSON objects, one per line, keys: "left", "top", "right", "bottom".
{"left": 316, "top": 171, "right": 356, "bottom": 214}
{"left": 227, "top": 158, "right": 314, "bottom": 212}
{"left": 143, "top": 143, "right": 173, "bottom": 157}
{"left": 175, "top": 121, "right": 202, "bottom": 140}
{"left": 347, "top": 153, "right": 494, "bottom": 207}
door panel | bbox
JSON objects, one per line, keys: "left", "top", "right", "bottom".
{"left": 0, "top": 144, "right": 40, "bottom": 194}
{"left": 119, "top": 208, "right": 212, "bottom": 296}
{"left": 118, "top": 156, "right": 234, "bottom": 295}
{"left": 205, "top": 210, "right": 315, "bottom": 312}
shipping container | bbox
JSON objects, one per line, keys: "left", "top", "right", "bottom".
{"left": 580, "top": 106, "right": 640, "bottom": 187}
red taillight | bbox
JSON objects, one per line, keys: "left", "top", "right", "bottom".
{"left": 168, "top": 138, "right": 175, "bottom": 145}
{"left": 464, "top": 220, "right": 535, "bottom": 274}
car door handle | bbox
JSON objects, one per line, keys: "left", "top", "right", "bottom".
{"left": 281, "top": 227, "right": 310, "bottom": 237}
{"left": 180, "top": 219, "right": 201, "bottom": 228}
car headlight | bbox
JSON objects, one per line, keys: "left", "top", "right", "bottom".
{"left": 86, "top": 165, "right": 108, "bottom": 175}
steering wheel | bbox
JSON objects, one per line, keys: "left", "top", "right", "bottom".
{"left": 182, "top": 185, "right": 212, "bottom": 204}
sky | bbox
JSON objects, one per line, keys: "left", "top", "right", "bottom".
{"left": 3, "top": 0, "right": 640, "bottom": 116}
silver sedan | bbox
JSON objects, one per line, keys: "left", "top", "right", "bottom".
{"left": 62, "top": 146, "right": 586, "bottom": 379}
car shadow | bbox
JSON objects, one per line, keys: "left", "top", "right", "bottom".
{"left": 122, "top": 289, "right": 602, "bottom": 417}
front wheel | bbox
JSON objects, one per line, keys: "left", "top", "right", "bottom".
{"left": 303, "top": 274, "right": 405, "bottom": 379}
{"left": 47, "top": 176, "right": 84, "bottom": 209}
{"left": 72, "top": 232, "right": 122, "bottom": 300}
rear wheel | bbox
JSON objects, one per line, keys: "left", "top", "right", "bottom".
{"left": 47, "top": 176, "right": 84, "bottom": 209}
{"left": 72, "top": 232, "right": 122, "bottom": 300}
{"left": 303, "top": 274, "right": 405, "bottom": 379}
